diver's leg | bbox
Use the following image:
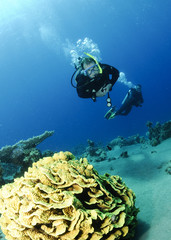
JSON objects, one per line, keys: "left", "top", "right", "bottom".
{"left": 119, "top": 106, "right": 132, "bottom": 116}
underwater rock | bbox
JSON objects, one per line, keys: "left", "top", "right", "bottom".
{"left": 165, "top": 160, "right": 171, "bottom": 175}
{"left": 120, "top": 151, "right": 129, "bottom": 158}
{"left": 84, "top": 147, "right": 107, "bottom": 162}
{"left": 165, "top": 166, "right": 171, "bottom": 175}
{"left": 146, "top": 120, "right": 171, "bottom": 146}
{"left": 83, "top": 139, "right": 107, "bottom": 162}
{"left": 87, "top": 139, "right": 95, "bottom": 147}
{"left": 108, "top": 157, "right": 117, "bottom": 162}
{"left": 109, "top": 134, "right": 145, "bottom": 148}
{"left": 0, "top": 151, "right": 139, "bottom": 240}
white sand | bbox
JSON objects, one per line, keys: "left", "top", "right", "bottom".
{"left": 92, "top": 138, "right": 171, "bottom": 240}
{"left": 0, "top": 139, "right": 171, "bottom": 239}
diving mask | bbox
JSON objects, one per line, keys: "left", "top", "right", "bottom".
{"left": 82, "top": 64, "right": 99, "bottom": 76}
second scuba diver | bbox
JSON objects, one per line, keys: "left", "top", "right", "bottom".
{"left": 104, "top": 84, "right": 144, "bottom": 120}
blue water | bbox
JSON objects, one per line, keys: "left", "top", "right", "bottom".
{"left": 0, "top": 0, "right": 170, "bottom": 151}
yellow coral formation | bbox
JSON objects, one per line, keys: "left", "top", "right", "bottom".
{"left": 0, "top": 151, "right": 138, "bottom": 240}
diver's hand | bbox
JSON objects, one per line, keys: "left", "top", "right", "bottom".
{"left": 96, "top": 87, "right": 107, "bottom": 97}
{"left": 96, "top": 84, "right": 112, "bottom": 97}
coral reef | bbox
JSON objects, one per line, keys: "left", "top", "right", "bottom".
{"left": 72, "top": 119, "right": 171, "bottom": 163}
{"left": 0, "top": 131, "right": 54, "bottom": 184}
{"left": 0, "top": 162, "right": 5, "bottom": 186}
{"left": 0, "top": 131, "right": 54, "bottom": 164}
{"left": 81, "top": 136, "right": 145, "bottom": 163}
{"left": 0, "top": 151, "right": 138, "bottom": 240}
{"left": 146, "top": 120, "right": 171, "bottom": 146}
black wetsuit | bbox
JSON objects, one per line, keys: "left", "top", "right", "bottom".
{"left": 116, "top": 87, "right": 144, "bottom": 116}
{"left": 76, "top": 64, "right": 119, "bottom": 100}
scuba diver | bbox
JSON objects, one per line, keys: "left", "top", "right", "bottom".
{"left": 104, "top": 84, "right": 144, "bottom": 120}
{"left": 71, "top": 52, "right": 119, "bottom": 107}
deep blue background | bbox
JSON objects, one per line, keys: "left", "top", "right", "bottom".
{"left": 0, "top": 0, "right": 170, "bottom": 151}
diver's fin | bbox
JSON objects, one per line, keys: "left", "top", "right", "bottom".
{"left": 104, "top": 106, "right": 116, "bottom": 120}
{"left": 109, "top": 112, "right": 116, "bottom": 120}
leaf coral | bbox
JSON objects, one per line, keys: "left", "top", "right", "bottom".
{"left": 0, "top": 151, "right": 139, "bottom": 240}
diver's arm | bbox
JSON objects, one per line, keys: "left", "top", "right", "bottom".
{"left": 96, "top": 83, "right": 112, "bottom": 97}
{"left": 77, "top": 87, "right": 92, "bottom": 98}
{"left": 94, "top": 64, "right": 119, "bottom": 97}
{"left": 76, "top": 74, "right": 90, "bottom": 98}
{"left": 76, "top": 82, "right": 93, "bottom": 98}
{"left": 102, "top": 64, "right": 120, "bottom": 86}
{"left": 76, "top": 74, "right": 96, "bottom": 99}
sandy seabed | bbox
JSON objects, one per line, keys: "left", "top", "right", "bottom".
{"left": 93, "top": 138, "right": 171, "bottom": 240}
{"left": 0, "top": 138, "right": 171, "bottom": 239}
